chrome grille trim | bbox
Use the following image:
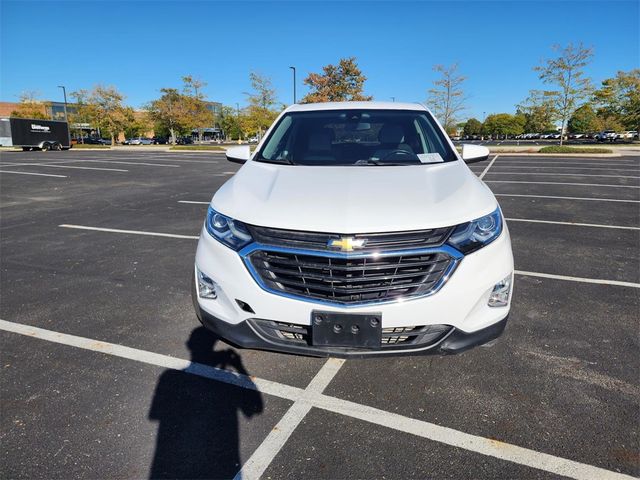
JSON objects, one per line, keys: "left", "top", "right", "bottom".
{"left": 247, "top": 225, "right": 453, "bottom": 252}
{"left": 239, "top": 243, "right": 463, "bottom": 307}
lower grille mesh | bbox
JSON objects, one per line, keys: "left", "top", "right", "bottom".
{"left": 250, "top": 319, "right": 452, "bottom": 349}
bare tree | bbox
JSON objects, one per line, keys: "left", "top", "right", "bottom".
{"left": 427, "top": 63, "right": 467, "bottom": 132}
{"left": 535, "top": 42, "right": 594, "bottom": 145}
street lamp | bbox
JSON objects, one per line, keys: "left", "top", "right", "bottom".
{"left": 236, "top": 103, "right": 241, "bottom": 144}
{"left": 390, "top": 97, "right": 395, "bottom": 102}
{"left": 58, "top": 85, "right": 72, "bottom": 145}
{"left": 289, "top": 66, "right": 296, "bottom": 104}
{"left": 57, "top": 85, "right": 68, "bottom": 121}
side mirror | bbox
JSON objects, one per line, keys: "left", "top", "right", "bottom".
{"left": 226, "top": 145, "right": 251, "bottom": 164}
{"left": 461, "top": 144, "right": 490, "bottom": 164}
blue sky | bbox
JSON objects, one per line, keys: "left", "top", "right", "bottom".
{"left": 1, "top": 1, "right": 638, "bottom": 120}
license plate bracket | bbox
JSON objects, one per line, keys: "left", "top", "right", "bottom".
{"left": 311, "top": 311, "right": 382, "bottom": 348}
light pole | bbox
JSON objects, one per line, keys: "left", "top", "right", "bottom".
{"left": 57, "top": 85, "right": 68, "bottom": 121}
{"left": 289, "top": 66, "right": 296, "bottom": 104}
{"left": 236, "top": 103, "right": 241, "bottom": 144}
{"left": 58, "top": 85, "right": 71, "bottom": 145}
{"left": 390, "top": 97, "right": 395, "bottom": 102}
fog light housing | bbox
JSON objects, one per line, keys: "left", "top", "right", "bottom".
{"left": 488, "top": 275, "right": 511, "bottom": 307}
{"left": 197, "top": 270, "right": 218, "bottom": 299}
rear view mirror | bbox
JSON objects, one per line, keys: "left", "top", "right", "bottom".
{"left": 461, "top": 144, "right": 490, "bottom": 164}
{"left": 226, "top": 145, "right": 251, "bottom": 164}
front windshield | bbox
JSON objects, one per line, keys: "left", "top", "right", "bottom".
{"left": 256, "top": 109, "right": 457, "bottom": 166}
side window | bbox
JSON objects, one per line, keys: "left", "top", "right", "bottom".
{"left": 262, "top": 116, "right": 293, "bottom": 160}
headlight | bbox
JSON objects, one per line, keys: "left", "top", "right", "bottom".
{"left": 447, "top": 207, "right": 502, "bottom": 254}
{"left": 205, "top": 206, "right": 253, "bottom": 250}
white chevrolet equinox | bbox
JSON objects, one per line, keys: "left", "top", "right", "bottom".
{"left": 192, "top": 102, "right": 514, "bottom": 357}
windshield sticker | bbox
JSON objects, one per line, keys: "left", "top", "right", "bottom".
{"left": 417, "top": 153, "right": 444, "bottom": 163}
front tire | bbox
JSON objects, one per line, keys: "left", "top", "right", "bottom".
{"left": 41, "top": 143, "right": 50, "bottom": 151}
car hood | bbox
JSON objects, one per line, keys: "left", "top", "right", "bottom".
{"left": 212, "top": 160, "right": 498, "bottom": 233}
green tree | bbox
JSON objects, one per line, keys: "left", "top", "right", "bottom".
{"left": 567, "top": 104, "right": 597, "bottom": 133}
{"left": 302, "top": 57, "right": 372, "bottom": 103}
{"left": 534, "top": 42, "right": 594, "bottom": 145}
{"left": 218, "top": 105, "right": 244, "bottom": 140}
{"left": 463, "top": 118, "right": 482, "bottom": 136}
{"left": 243, "top": 72, "right": 280, "bottom": 138}
{"left": 427, "top": 63, "right": 467, "bottom": 131}
{"left": 593, "top": 69, "right": 640, "bottom": 132}
{"left": 147, "top": 88, "right": 191, "bottom": 143}
{"left": 517, "top": 90, "right": 557, "bottom": 133}
{"left": 87, "top": 85, "right": 130, "bottom": 145}
{"left": 10, "top": 91, "right": 48, "bottom": 119}
{"left": 124, "top": 109, "right": 153, "bottom": 138}
{"left": 71, "top": 86, "right": 130, "bottom": 144}
{"left": 482, "top": 113, "right": 525, "bottom": 138}
{"left": 593, "top": 110, "right": 624, "bottom": 132}
{"left": 182, "top": 75, "right": 214, "bottom": 142}
{"left": 68, "top": 89, "right": 97, "bottom": 140}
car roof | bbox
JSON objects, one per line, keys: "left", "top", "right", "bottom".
{"left": 285, "top": 101, "right": 429, "bottom": 113}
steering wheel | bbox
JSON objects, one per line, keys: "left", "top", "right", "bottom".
{"left": 381, "top": 149, "right": 417, "bottom": 161}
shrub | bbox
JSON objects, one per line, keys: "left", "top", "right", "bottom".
{"left": 538, "top": 146, "right": 613, "bottom": 154}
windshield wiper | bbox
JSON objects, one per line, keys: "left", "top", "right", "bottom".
{"left": 256, "top": 156, "right": 296, "bottom": 165}
{"left": 353, "top": 159, "right": 416, "bottom": 166}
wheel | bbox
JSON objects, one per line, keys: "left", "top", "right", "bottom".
{"left": 41, "top": 143, "right": 50, "bottom": 151}
{"left": 54, "top": 142, "right": 62, "bottom": 151}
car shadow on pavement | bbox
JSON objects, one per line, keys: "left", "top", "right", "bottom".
{"left": 148, "top": 327, "right": 263, "bottom": 479}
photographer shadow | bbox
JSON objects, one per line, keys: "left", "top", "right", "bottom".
{"left": 148, "top": 327, "right": 263, "bottom": 479}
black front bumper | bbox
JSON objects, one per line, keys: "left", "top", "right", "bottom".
{"left": 193, "top": 300, "right": 508, "bottom": 359}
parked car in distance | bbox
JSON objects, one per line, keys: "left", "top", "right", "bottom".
{"left": 152, "top": 136, "right": 168, "bottom": 144}
{"left": 176, "top": 136, "right": 193, "bottom": 145}
{"left": 596, "top": 130, "right": 618, "bottom": 142}
{"left": 569, "top": 133, "right": 585, "bottom": 139}
{"left": 192, "top": 101, "right": 514, "bottom": 358}
{"left": 617, "top": 131, "right": 636, "bottom": 140}
{"left": 127, "top": 137, "right": 153, "bottom": 145}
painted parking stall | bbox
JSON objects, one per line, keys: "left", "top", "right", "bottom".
{"left": 1, "top": 149, "right": 639, "bottom": 479}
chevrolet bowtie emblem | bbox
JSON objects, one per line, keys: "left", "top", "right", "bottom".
{"left": 327, "top": 237, "right": 367, "bottom": 252}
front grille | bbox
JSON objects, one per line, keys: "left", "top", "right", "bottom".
{"left": 250, "top": 319, "right": 453, "bottom": 350}
{"left": 247, "top": 250, "right": 454, "bottom": 304}
{"left": 247, "top": 225, "right": 453, "bottom": 252}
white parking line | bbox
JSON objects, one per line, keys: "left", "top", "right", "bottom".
{"left": 515, "top": 271, "right": 640, "bottom": 288}
{"left": 1, "top": 163, "right": 128, "bottom": 172}
{"left": 478, "top": 155, "right": 499, "bottom": 180}
{"left": 489, "top": 165, "right": 640, "bottom": 172}
{"left": 496, "top": 194, "right": 640, "bottom": 204}
{"left": 486, "top": 181, "right": 640, "bottom": 188}
{"left": 496, "top": 161, "right": 639, "bottom": 167}
{"left": 505, "top": 217, "right": 640, "bottom": 231}
{"left": 58, "top": 224, "right": 199, "bottom": 240}
{"left": 487, "top": 172, "right": 640, "bottom": 179}
{"left": 0, "top": 170, "right": 67, "bottom": 178}
{"left": 234, "top": 358, "right": 345, "bottom": 480}
{"left": 178, "top": 200, "right": 210, "bottom": 205}
{"left": 64, "top": 159, "right": 180, "bottom": 168}
{"left": 0, "top": 318, "right": 633, "bottom": 480}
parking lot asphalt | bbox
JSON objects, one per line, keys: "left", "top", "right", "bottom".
{"left": 1, "top": 149, "right": 639, "bottom": 479}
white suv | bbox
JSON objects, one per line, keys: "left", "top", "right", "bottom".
{"left": 192, "top": 102, "right": 514, "bottom": 357}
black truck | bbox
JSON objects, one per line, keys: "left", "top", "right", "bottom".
{"left": 0, "top": 117, "right": 71, "bottom": 151}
